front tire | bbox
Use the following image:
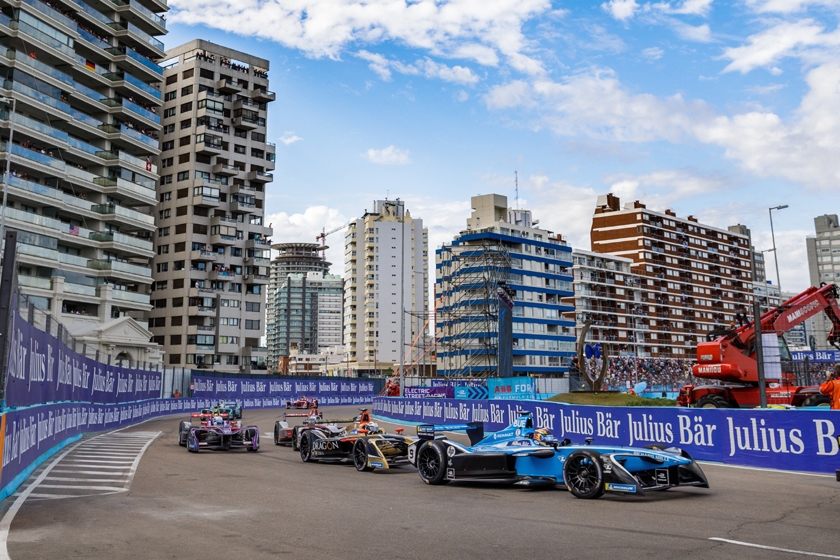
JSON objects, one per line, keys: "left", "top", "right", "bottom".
{"left": 695, "top": 394, "right": 730, "bottom": 408}
{"left": 178, "top": 421, "right": 190, "bottom": 447}
{"left": 416, "top": 441, "right": 449, "bottom": 485}
{"left": 564, "top": 450, "right": 604, "bottom": 499}
{"left": 803, "top": 394, "right": 830, "bottom": 407}
{"left": 187, "top": 431, "right": 199, "bottom": 453}
{"left": 292, "top": 427, "right": 300, "bottom": 451}
{"left": 353, "top": 439, "right": 374, "bottom": 472}
{"left": 299, "top": 432, "right": 316, "bottom": 462}
{"left": 274, "top": 422, "right": 282, "bottom": 445}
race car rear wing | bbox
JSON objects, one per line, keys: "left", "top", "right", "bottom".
{"left": 417, "top": 422, "right": 484, "bottom": 445}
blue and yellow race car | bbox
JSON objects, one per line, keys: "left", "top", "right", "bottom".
{"left": 406, "top": 411, "right": 709, "bottom": 499}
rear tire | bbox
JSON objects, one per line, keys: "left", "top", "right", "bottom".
{"left": 274, "top": 422, "right": 282, "bottom": 445}
{"left": 292, "top": 427, "right": 300, "bottom": 451}
{"left": 564, "top": 450, "right": 604, "bottom": 499}
{"left": 178, "top": 421, "right": 190, "bottom": 447}
{"left": 353, "top": 439, "right": 374, "bottom": 472}
{"left": 695, "top": 394, "right": 730, "bottom": 408}
{"left": 187, "top": 431, "right": 199, "bottom": 453}
{"left": 416, "top": 441, "right": 449, "bottom": 485}
{"left": 803, "top": 394, "right": 831, "bottom": 407}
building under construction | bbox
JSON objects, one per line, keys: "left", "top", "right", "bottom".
{"left": 435, "top": 194, "right": 576, "bottom": 378}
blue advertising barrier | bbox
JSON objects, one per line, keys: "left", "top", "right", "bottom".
{"left": 191, "top": 375, "right": 376, "bottom": 399}
{"left": 792, "top": 350, "right": 840, "bottom": 363}
{"left": 5, "top": 311, "right": 163, "bottom": 407}
{"left": 0, "top": 393, "right": 374, "bottom": 500}
{"left": 372, "top": 397, "right": 840, "bottom": 474}
{"left": 487, "top": 377, "right": 535, "bottom": 400}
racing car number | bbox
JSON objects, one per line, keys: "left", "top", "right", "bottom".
{"left": 407, "top": 446, "right": 416, "bottom": 463}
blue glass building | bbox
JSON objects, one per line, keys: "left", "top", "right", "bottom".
{"left": 435, "top": 194, "right": 576, "bottom": 377}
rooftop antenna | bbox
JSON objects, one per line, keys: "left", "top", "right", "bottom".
{"left": 514, "top": 171, "right": 519, "bottom": 210}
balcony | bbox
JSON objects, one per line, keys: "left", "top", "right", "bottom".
{"left": 246, "top": 170, "right": 272, "bottom": 183}
{"left": 231, "top": 200, "right": 255, "bottom": 214}
{"left": 110, "top": 289, "right": 151, "bottom": 307}
{"left": 212, "top": 163, "right": 240, "bottom": 176}
{"left": 208, "top": 269, "right": 236, "bottom": 281}
{"left": 251, "top": 89, "right": 276, "bottom": 103}
{"left": 90, "top": 231, "right": 154, "bottom": 256}
{"left": 190, "top": 249, "right": 218, "bottom": 262}
{"left": 93, "top": 176, "right": 157, "bottom": 206}
{"left": 109, "top": 0, "right": 167, "bottom": 34}
{"left": 106, "top": 46, "right": 163, "bottom": 82}
{"left": 193, "top": 189, "right": 220, "bottom": 208}
{"left": 92, "top": 203, "right": 155, "bottom": 231}
{"left": 245, "top": 238, "right": 271, "bottom": 249}
{"left": 244, "top": 274, "right": 269, "bottom": 285}
{"left": 107, "top": 20, "right": 165, "bottom": 57}
{"left": 188, "top": 305, "right": 217, "bottom": 317}
{"left": 188, "top": 287, "right": 218, "bottom": 298}
{"left": 188, "top": 324, "right": 216, "bottom": 335}
{"left": 216, "top": 78, "right": 242, "bottom": 93}
{"left": 196, "top": 134, "right": 223, "bottom": 154}
{"left": 87, "top": 259, "right": 153, "bottom": 281}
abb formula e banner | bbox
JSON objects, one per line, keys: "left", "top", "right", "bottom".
{"left": 373, "top": 397, "right": 840, "bottom": 474}
{"left": 191, "top": 376, "right": 376, "bottom": 400}
{"left": 5, "top": 312, "right": 163, "bottom": 408}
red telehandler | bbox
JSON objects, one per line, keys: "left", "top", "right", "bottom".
{"left": 677, "top": 284, "right": 840, "bottom": 408}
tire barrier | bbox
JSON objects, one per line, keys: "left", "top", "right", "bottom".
{"left": 373, "top": 397, "right": 840, "bottom": 474}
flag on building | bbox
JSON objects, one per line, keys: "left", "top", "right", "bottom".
{"left": 68, "top": 224, "right": 80, "bottom": 236}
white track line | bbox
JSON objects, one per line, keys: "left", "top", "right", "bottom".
{"left": 699, "top": 462, "right": 834, "bottom": 478}
{"left": 709, "top": 538, "right": 840, "bottom": 558}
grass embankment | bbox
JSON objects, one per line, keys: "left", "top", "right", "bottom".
{"left": 548, "top": 392, "right": 677, "bottom": 407}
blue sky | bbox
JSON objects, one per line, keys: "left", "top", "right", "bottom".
{"left": 165, "top": 0, "right": 840, "bottom": 293}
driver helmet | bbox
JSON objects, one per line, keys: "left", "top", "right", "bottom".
{"left": 365, "top": 422, "right": 380, "bottom": 434}
{"left": 533, "top": 428, "right": 556, "bottom": 445}
{"left": 213, "top": 414, "right": 224, "bottom": 426}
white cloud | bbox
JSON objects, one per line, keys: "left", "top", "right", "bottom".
{"left": 362, "top": 145, "right": 411, "bottom": 165}
{"left": 357, "top": 51, "right": 479, "bottom": 84}
{"left": 454, "top": 90, "right": 470, "bottom": 102}
{"left": 170, "top": 0, "right": 548, "bottom": 75}
{"left": 605, "top": 169, "right": 729, "bottom": 208}
{"left": 671, "top": 21, "right": 712, "bottom": 42}
{"left": 642, "top": 46, "right": 665, "bottom": 60}
{"left": 655, "top": 0, "right": 714, "bottom": 15}
{"left": 720, "top": 20, "right": 839, "bottom": 74}
{"left": 602, "top": 0, "right": 639, "bottom": 21}
{"left": 484, "top": 62, "right": 840, "bottom": 190}
{"left": 745, "top": 0, "right": 839, "bottom": 13}
{"left": 278, "top": 131, "right": 303, "bottom": 145}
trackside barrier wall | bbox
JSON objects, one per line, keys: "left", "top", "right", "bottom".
{"left": 190, "top": 375, "right": 376, "bottom": 399}
{"left": 0, "top": 394, "right": 374, "bottom": 500}
{"left": 373, "top": 397, "right": 840, "bottom": 474}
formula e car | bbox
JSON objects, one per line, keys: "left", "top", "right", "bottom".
{"left": 296, "top": 409, "right": 415, "bottom": 471}
{"left": 219, "top": 400, "right": 243, "bottom": 419}
{"left": 407, "top": 411, "right": 709, "bottom": 499}
{"left": 177, "top": 411, "right": 259, "bottom": 453}
{"left": 286, "top": 396, "right": 318, "bottom": 409}
{"left": 274, "top": 409, "right": 323, "bottom": 446}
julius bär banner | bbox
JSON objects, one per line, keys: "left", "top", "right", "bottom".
{"left": 190, "top": 376, "right": 376, "bottom": 399}
{"left": 373, "top": 397, "right": 840, "bottom": 474}
{"left": 5, "top": 312, "right": 162, "bottom": 408}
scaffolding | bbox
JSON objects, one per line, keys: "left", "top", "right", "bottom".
{"left": 435, "top": 238, "right": 512, "bottom": 378}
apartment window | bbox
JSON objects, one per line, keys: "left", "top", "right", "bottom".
{"left": 163, "top": 108, "right": 176, "bottom": 118}
{"left": 174, "top": 242, "right": 186, "bottom": 252}
{"left": 170, "top": 335, "right": 182, "bottom": 345}
{"left": 199, "top": 69, "right": 214, "bottom": 80}
{"left": 234, "top": 144, "right": 246, "bottom": 154}
{"left": 175, "top": 206, "right": 187, "bottom": 217}
{"left": 173, "top": 260, "right": 185, "bottom": 271}
{"left": 247, "top": 285, "right": 261, "bottom": 295}
{"left": 162, "top": 140, "right": 174, "bottom": 150}
{"left": 165, "top": 75, "right": 177, "bottom": 85}
{"left": 251, "top": 132, "right": 265, "bottom": 143}
{"left": 172, "top": 297, "right": 183, "bottom": 308}
{"left": 157, "top": 244, "right": 169, "bottom": 255}
{"left": 245, "top": 320, "right": 260, "bottom": 330}
{"left": 158, "top": 227, "right": 170, "bottom": 237}
{"left": 178, "top": 154, "right": 190, "bottom": 164}
{"left": 161, "top": 174, "right": 172, "bottom": 185}
{"left": 153, "top": 298, "right": 166, "bottom": 308}
{"left": 180, "top": 119, "right": 192, "bottom": 130}
{"left": 161, "top": 157, "right": 174, "bottom": 168}
{"left": 246, "top": 302, "right": 260, "bottom": 312}
{"left": 159, "top": 192, "right": 172, "bottom": 202}
{"left": 230, "top": 247, "right": 242, "bottom": 257}
{"left": 180, "top": 102, "right": 193, "bottom": 113}
{"left": 177, "top": 188, "right": 188, "bottom": 198}
{"left": 250, "top": 149, "right": 264, "bottom": 158}
{"left": 163, "top": 124, "right": 174, "bottom": 134}
{"left": 150, "top": 317, "right": 166, "bottom": 328}
{"left": 234, "top": 129, "right": 247, "bottom": 139}
{"left": 169, "top": 354, "right": 181, "bottom": 365}
{"left": 181, "top": 85, "right": 193, "bottom": 96}
{"left": 171, "top": 316, "right": 183, "bottom": 326}
{"left": 164, "top": 91, "right": 177, "bottom": 101}
{"left": 229, "top": 283, "right": 242, "bottom": 293}
{"left": 159, "top": 209, "right": 170, "bottom": 219}
{"left": 182, "top": 68, "right": 194, "bottom": 79}
{"left": 178, "top": 136, "right": 191, "bottom": 149}
{"left": 173, "top": 279, "right": 184, "bottom": 289}
{"left": 177, "top": 171, "right": 189, "bottom": 181}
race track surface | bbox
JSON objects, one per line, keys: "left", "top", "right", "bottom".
{"left": 1, "top": 405, "right": 837, "bottom": 559}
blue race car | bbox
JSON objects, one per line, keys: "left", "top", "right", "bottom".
{"left": 406, "top": 411, "right": 709, "bottom": 499}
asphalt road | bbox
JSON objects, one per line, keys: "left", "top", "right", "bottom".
{"left": 1, "top": 405, "right": 837, "bottom": 559}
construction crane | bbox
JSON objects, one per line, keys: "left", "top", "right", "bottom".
{"left": 316, "top": 224, "right": 347, "bottom": 258}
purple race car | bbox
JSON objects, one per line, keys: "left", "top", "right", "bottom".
{"left": 178, "top": 413, "right": 260, "bottom": 453}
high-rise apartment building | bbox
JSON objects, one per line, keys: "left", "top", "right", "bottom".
{"left": 436, "top": 194, "right": 576, "bottom": 377}
{"left": 806, "top": 214, "right": 840, "bottom": 350}
{"left": 265, "top": 242, "right": 342, "bottom": 374}
{"left": 589, "top": 194, "right": 754, "bottom": 358}
{"left": 150, "top": 40, "right": 274, "bottom": 372}
{"left": 344, "top": 199, "right": 428, "bottom": 374}
{"left": 0, "top": 0, "right": 168, "bottom": 363}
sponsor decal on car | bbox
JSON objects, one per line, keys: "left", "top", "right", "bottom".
{"left": 370, "top": 462, "right": 384, "bottom": 468}
{"left": 507, "top": 440, "right": 533, "bottom": 446}
{"left": 447, "top": 446, "right": 456, "bottom": 457}
{"left": 655, "top": 469, "right": 669, "bottom": 484}
{"left": 313, "top": 440, "right": 341, "bottom": 451}
{"left": 605, "top": 483, "right": 637, "bottom": 493}
{"left": 446, "top": 468, "right": 455, "bottom": 479}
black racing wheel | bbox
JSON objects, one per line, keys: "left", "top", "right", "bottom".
{"left": 695, "top": 394, "right": 730, "bottom": 408}
{"left": 178, "top": 421, "right": 190, "bottom": 446}
{"left": 299, "top": 432, "right": 316, "bottom": 462}
{"left": 564, "top": 450, "right": 604, "bottom": 499}
{"left": 416, "top": 441, "right": 449, "bottom": 485}
{"left": 353, "top": 439, "right": 374, "bottom": 472}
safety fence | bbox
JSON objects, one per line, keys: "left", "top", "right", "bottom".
{"left": 372, "top": 397, "right": 840, "bottom": 475}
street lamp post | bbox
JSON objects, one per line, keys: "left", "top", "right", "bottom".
{"left": 0, "top": 96, "right": 16, "bottom": 248}
{"left": 768, "top": 205, "right": 788, "bottom": 295}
